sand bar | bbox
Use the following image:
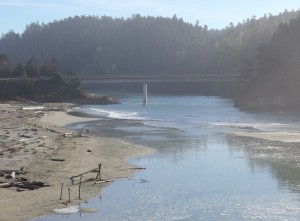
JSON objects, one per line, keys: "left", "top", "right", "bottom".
{"left": 41, "top": 111, "right": 99, "bottom": 127}
{"left": 232, "top": 131, "right": 300, "bottom": 143}
{"left": 0, "top": 103, "right": 153, "bottom": 221}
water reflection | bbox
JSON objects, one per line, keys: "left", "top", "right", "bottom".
{"left": 70, "top": 118, "right": 209, "bottom": 162}
{"left": 226, "top": 134, "right": 300, "bottom": 196}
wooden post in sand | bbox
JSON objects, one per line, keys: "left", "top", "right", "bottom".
{"left": 143, "top": 83, "right": 148, "bottom": 105}
{"left": 60, "top": 182, "right": 63, "bottom": 200}
{"left": 67, "top": 185, "right": 71, "bottom": 203}
{"left": 96, "top": 163, "right": 101, "bottom": 181}
{"left": 78, "top": 175, "right": 82, "bottom": 200}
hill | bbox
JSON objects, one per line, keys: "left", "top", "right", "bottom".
{"left": 0, "top": 11, "right": 298, "bottom": 78}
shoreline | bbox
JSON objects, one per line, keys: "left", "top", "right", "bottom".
{"left": 41, "top": 110, "right": 100, "bottom": 127}
{"left": 0, "top": 103, "right": 153, "bottom": 221}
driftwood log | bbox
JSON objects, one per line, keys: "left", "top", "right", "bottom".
{"left": 0, "top": 181, "right": 49, "bottom": 190}
{"left": 69, "top": 168, "right": 98, "bottom": 180}
{"left": 0, "top": 170, "right": 48, "bottom": 191}
{"left": 50, "top": 158, "right": 65, "bottom": 162}
{"left": 0, "top": 169, "right": 27, "bottom": 175}
{"left": 0, "top": 182, "right": 13, "bottom": 188}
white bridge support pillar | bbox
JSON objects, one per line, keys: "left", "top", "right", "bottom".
{"left": 143, "top": 83, "right": 148, "bottom": 105}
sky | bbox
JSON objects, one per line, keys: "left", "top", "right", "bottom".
{"left": 0, "top": 0, "right": 300, "bottom": 35}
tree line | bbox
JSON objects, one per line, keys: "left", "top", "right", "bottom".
{"left": 235, "top": 16, "right": 300, "bottom": 111}
{"left": 0, "top": 11, "right": 298, "bottom": 78}
{"left": 1, "top": 10, "right": 300, "bottom": 110}
{"left": 0, "top": 53, "right": 84, "bottom": 101}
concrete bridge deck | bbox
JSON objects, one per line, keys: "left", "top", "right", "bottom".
{"left": 80, "top": 74, "right": 240, "bottom": 83}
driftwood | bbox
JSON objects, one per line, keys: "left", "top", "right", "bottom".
{"left": 0, "top": 170, "right": 26, "bottom": 175}
{"left": 14, "top": 182, "right": 40, "bottom": 190}
{"left": 94, "top": 180, "right": 113, "bottom": 184}
{"left": 15, "top": 181, "right": 49, "bottom": 190}
{"left": 51, "top": 158, "right": 65, "bottom": 162}
{"left": 69, "top": 168, "right": 98, "bottom": 180}
{"left": 46, "top": 127, "right": 62, "bottom": 134}
{"left": 19, "top": 134, "right": 33, "bottom": 139}
{"left": 0, "top": 182, "right": 13, "bottom": 188}
{"left": 0, "top": 181, "right": 49, "bottom": 190}
{"left": 0, "top": 170, "right": 48, "bottom": 191}
{"left": 63, "top": 132, "right": 86, "bottom": 138}
{"left": 17, "top": 188, "right": 30, "bottom": 192}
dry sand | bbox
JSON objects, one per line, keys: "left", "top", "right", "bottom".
{"left": 0, "top": 103, "right": 153, "bottom": 221}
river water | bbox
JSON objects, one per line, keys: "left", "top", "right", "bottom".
{"left": 34, "top": 93, "right": 300, "bottom": 221}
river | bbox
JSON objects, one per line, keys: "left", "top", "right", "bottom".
{"left": 34, "top": 93, "right": 300, "bottom": 221}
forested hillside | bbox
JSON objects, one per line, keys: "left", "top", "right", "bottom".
{"left": 235, "top": 16, "right": 300, "bottom": 111}
{"left": 0, "top": 11, "right": 298, "bottom": 78}
{"left": 0, "top": 53, "right": 118, "bottom": 104}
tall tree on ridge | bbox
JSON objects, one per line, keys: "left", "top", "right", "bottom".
{"left": 0, "top": 53, "right": 11, "bottom": 77}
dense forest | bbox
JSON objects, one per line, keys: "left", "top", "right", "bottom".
{"left": 0, "top": 54, "right": 117, "bottom": 104}
{"left": 1, "top": 10, "right": 300, "bottom": 110}
{"left": 235, "top": 16, "right": 300, "bottom": 111}
{"left": 0, "top": 11, "right": 298, "bottom": 77}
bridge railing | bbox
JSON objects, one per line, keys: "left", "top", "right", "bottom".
{"left": 79, "top": 74, "right": 240, "bottom": 83}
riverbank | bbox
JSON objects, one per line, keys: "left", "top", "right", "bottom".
{"left": 0, "top": 103, "right": 153, "bottom": 221}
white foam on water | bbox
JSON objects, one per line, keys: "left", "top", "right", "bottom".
{"left": 71, "top": 106, "right": 144, "bottom": 120}
{"left": 54, "top": 206, "right": 79, "bottom": 214}
{"left": 210, "top": 121, "right": 295, "bottom": 131}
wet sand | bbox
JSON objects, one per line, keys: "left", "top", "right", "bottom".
{"left": 232, "top": 131, "right": 300, "bottom": 143}
{"left": 0, "top": 103, "right": 153, "bottom": 221}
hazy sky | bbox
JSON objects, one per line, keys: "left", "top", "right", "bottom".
{"left": 1, "top": 0, "right": 299, "bottom": 34}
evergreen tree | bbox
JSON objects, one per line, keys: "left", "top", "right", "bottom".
{"left": 0, "top": 53, "right": 11, "bottom": 77}
{"left": 25, "top": 56, "right": 38, "bottom": 77}
{"left": 13, "top": 63, "right": 27, "bottom": 78}
{"left": 40, "top": 58, "right": 60, "bottom": 78}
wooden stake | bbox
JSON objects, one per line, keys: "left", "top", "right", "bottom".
{"left": 60, "top": 182, "right": 63, "bottom": 200}
{"left": 96, "top": 163, "right": 101, "bottom": 181}
{"left": 66, "top": 185, "right": 71, "bottom": 203}
{"left": 78, "top": 175, "right": 82, "bottom": 200}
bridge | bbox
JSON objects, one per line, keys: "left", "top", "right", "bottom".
{"left": 0, "top": 74, "right": 240, "bottom": 83}
{"left": 79, "top": 74, "right": 240, "bottom": 83}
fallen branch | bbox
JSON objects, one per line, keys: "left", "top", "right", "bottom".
{"left": 94, "top": 180, "right": 113, "bottom": 184}
{"left": 51, "top": 158, "right": 65, "bottom": 162}
{"left": 14, "top": 182, "right": 40, "bottom": 190}
{"left": 0, "top": 182, "right": 13, "bottom": 188}
{"left": 14, "top": 181, "right": 49, "bottom": 190}
{"left": 46, "top": 127, "right": 62, "bottom": 134}
{"left": 69, "top": 168, "right": 98, "bottom": 180}
{"left": 19, "top": 134, "right": 33, "bottom": 139}
{"left": 0, "top": 169, "right": 26, "bottom": 175}
{"left": 17, "top": 188, "right": 30, "bottom": 192}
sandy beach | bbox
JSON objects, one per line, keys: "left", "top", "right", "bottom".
{"left": 0, "top": 103, "right": 153, "bottom": 221}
